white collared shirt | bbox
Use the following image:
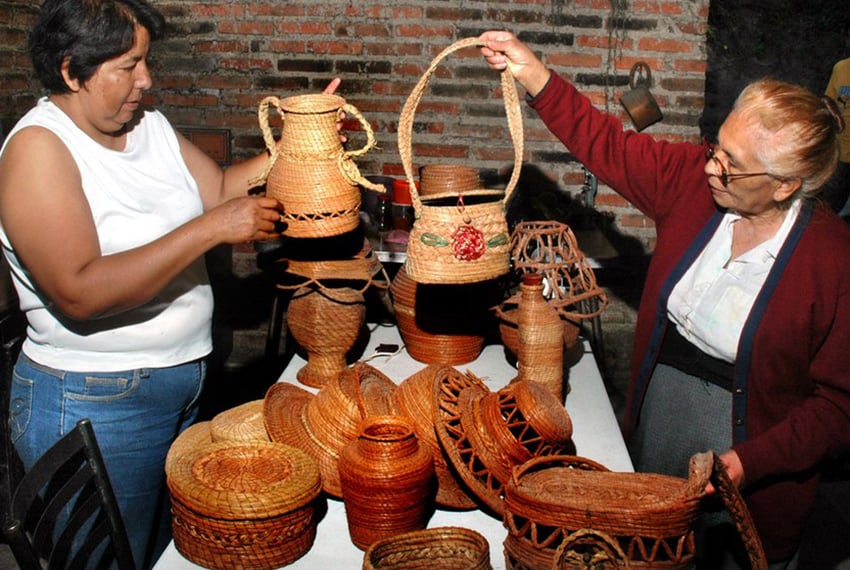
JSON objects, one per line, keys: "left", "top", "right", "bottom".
{"left": 667, "top": 200, "right": 801, "bottom": 362}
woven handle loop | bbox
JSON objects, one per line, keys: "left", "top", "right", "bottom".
{"left": 552, "top": 528, "right": 630, "bottom": 569}
{"left": 251, "top": 96, "right": 385, "bottom": 193}
{"left": 397, "top": 37, "right": 524, "bottom": 211}
{"left": 509, "top": 454, "right": 609, "bottom": 489}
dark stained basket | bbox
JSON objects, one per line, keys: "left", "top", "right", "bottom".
{"left": 362, "top": 526, "right": 492, "bottom": 570}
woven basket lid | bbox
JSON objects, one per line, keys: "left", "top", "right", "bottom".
{"left": 165, "top": 421, "right": 213, "bottom": 475}
{"left": 210, "top": 399, "right": 270, "bottom": 443}
{"left": 166, "top": 440, "right": 321, "bottom": 520}
{"left": 394, "top": 365, "right": 478, "bottom": 509}
{"left": 434, "top": 379, "right": 574, "bottom": 516}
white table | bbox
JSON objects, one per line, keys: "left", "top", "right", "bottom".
{"left": 154, "top": 324, "right": 632, "bottom": 570}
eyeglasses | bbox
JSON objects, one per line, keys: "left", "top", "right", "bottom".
{"left": 706, "top": 144, "right": 772, "bottom": 187}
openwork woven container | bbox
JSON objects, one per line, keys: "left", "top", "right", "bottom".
{"left": 279, "top": 238, "right": 390, "bottom": 295}
{"left": 503, "top": 452, "right": 767, "bottom": 570}
{"left": 394, "top": 365, "right": 478, "bottom": 509}
{"left": 252, "top": 92, "right": 384, "bottom": 238}
{"left": 210, "top": 400, "right": 270, "bottom": 443}
{"left": 286, "top": 284, "right": 366, "bottom": 388}
{"left": 263, "top": 363, "right": 397, "bottom": 497}
{"left": 166, "top": 440, "right": 322, "bottom": 570}
{"left": 363, "top": 526, "right": 492, "bottom": 570}
{"left": 339, "top": 415, "right": 436, "bottom": 550}
{"left": 398, "top": 37, "right": 523, "bottom": 284}
{"left": 390, "top": 266, "right": 492, "bottom": 365}
{"left": 434, "top": 376, "right": 573, "bottom": 516}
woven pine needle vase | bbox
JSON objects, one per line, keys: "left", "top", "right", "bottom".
{"left": 397, "top": 37, "right": 524, "bottom": 284}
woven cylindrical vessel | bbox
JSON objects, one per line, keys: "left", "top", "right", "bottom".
{"left": 339, "top": 415, "right": 436, "bottom": 550}
{"left": 210, "top": 400, "right": 270, "bottom": 443}
{"left": 167, "top": 440, "right": 322, "bottom": 570}
{"left": 253, "top": 93, "right": 385, "bottom": 238}
{"left": 516, "top": 274, "right": 565, "bottom": 402}
{"left": 398, "top": 37, "right": 523, "bottom": 284}
{"left": 390, "top": 267, "right": 490, "bottom": 365}
{"left": 419, "top": 164, "right": 481, "bottom": 197}
{"left": 286, "top": 284, "right": 366, "bottom": 388}
{"left": 362, "top": 526, "right": 492, "bottom": 570}
{"left": 394, "top": 366, "right": 478, "bottom": 509}
{"left": 502, "top": 454, "right": 712, "bottom": 570}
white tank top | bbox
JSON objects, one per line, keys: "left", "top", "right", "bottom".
{"left": 0, "top": 98, "right": 213, "bottom": 371}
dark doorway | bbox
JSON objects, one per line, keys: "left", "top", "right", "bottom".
{"left": 701, "top": 0, "right": 848, "bottom": 139}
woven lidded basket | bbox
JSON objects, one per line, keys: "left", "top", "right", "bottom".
{"left": 166, "top": 440, "right": 322, "bottom": 570}
{"left": 398, "top": 37, "right": 523, "bottom": 284}
{"left": 503, "top": 452, "right": 767, "bottom": 570}
{"left": 362, "top": 526, "right": 492, "bottom": 570}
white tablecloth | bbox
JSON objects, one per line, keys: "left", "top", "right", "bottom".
{"left": 154, "top": 323, "right": 633, "bottom": 570}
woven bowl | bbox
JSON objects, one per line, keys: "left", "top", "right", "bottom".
{"left": 363, "top": 526, "right": 492, "bottom": 569}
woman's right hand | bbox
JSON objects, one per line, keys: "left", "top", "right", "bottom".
{"left": 479, "top": 30, "right": 551, "bottom": 97}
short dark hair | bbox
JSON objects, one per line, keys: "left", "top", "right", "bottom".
{"left": 29, "top": 0, "right": 165, "bottom": 93}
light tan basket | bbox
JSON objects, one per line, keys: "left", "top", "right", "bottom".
{"left": 398, "top": 37, "right": 523, "bottom": 284}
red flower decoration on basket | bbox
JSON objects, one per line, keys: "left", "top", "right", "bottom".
{"left": 451, "top": 225, "right": 486, "bottom": 261}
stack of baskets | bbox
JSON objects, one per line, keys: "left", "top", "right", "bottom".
{"left": 165, "top": 424, "right": 323, "bottom": 569}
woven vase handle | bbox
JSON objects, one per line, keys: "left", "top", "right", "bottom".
{"left": 397, "top": 36, "right": 524, "bottom": 211}
{"left": 708, "top": 452, "right": 769, "bottom": 570}
{"left": 339, "top": 103, "right": 385, "bottom": 192}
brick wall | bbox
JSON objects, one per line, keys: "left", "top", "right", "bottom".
{"left": 0, "top": 1, "right": 709, "bottom": 402}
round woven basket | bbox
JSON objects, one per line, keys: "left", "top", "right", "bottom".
{"left": 363, "top": 526, "right": 492, "bottom": 570}
{"left": 210, "top": 400, "right": 270, "bottom": 443}
{"left": 166, "top": 440, "right": 322, "bottom": 570}
{"left": 434, "top": 379, "right": 573, "bottom": 516}
{"left": 390, "top": 267, "right": 488, "bottom": 365}
{"left": 398, "top": 37, "right": 523, "bottom": 284}
{"left": 394, "top": 365, "right": 478, "bottom": 509}
{"left": 502, "top": 454, "right": 709, "bottom": 570}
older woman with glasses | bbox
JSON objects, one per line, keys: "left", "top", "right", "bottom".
{"left": 481, "top": 30, "right": 849, "bottom": 569}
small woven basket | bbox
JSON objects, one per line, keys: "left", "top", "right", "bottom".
{"left": 166, "top": 440, "right": 322, "bottom": 570}
{"left": 398, "top": 37, "right": 523, "bottom": 284}
{"left": 419, "top": 164, "right": 482, "bottom": 197}
{"left": 362, "top": 526, "right": 492, "bottom": 570}
{"left": 210, "top": 400, "right": 270, "bottom": 443}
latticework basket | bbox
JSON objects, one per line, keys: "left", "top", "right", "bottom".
{"left": 433, "top": 376, "right": 573, "bottom": 516}
{"left": 362, "top": 526, "right": 492, "bottom": 570}
{"left": 398, "top": 37, "right": 523, "bottom": 284}
{"left": 263, "top": 363, "right": 397, "bottom": 497}
{"left": 503, "top": 452, "right": 766, "bottom": 570}
{"left": 210, "top": 400, "right": 270, "bottom": 443}
{"left": 394, "top": 365, "right": 478, "bottom": 509}
{"left": 278, "top": 238, "right": 390, "bottom": 295}
{"left": 251, "top": 93, "right": 384, "bottom": 238}
{"left": 166, "top": 440, "right": 322, "bottom": 570}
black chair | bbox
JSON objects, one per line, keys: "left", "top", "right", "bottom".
{"left": 3, "top": 418, "right": 136, "bottom": 570}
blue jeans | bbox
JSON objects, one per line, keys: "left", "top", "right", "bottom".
{"left": 9, "top": 352, "right": 205, "bottom": 569}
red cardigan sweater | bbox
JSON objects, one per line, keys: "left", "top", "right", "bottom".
{"left": 530, "top": 72, "right": 850, "bottom": 560}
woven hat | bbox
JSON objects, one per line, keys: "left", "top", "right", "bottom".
{"left": 394, "top": 365, "right": 478, "bottom": 509}
{"left": 166, "top": 440, "right": 322, "bottom": 569}
{"left": 434, "top": 379, "right": 573, "bottom": 516}
{"left": 263, "top": 363, "right": 397, "bottom": 497}
{"left": 210, "top": 399, "right": 270, "bottom": 443}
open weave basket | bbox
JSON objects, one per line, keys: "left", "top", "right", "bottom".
{"left": 503, "top": 452, "right": 767, "bottom": 570}
{"left": 362, "top": 526, "right": 492, "bottom": 570}
{"left": 398, "top": 37, "right": 523, "bottom": 284}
